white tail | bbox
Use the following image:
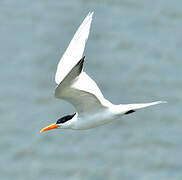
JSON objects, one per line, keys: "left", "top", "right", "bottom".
{"left": 117, "top": 101, "right": 167, "bottom": 115}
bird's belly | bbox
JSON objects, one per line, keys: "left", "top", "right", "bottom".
{"left": 71, "top": 111, "right": 120, "bottom": 130}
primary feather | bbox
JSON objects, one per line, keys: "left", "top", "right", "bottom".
{"left": 55, "top": 12, "right": 94, "bottom": 85}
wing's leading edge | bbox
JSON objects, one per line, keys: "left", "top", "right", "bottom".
{"left": 55, "top": 12, "right": 94, "bottom": 85}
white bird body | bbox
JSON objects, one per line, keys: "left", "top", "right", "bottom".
{"left": 64, "top": 100, "right": 164, "bottom": 130}
{"left": 40, "top": 12, "right": 165, "bottom": 133}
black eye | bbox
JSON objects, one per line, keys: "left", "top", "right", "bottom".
{"left": 56, "top": 113, "right": 76, "bottom": 124}
{"left": 56, "top": 119, "right": 62, "bottom": 124}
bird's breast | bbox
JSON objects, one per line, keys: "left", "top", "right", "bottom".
{"left": 70, "top": 109, "right": 119, "bottom": 130}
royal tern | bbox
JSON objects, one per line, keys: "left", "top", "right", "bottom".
{"left": 40, "top": 12, "right": 165, "bottom": 132}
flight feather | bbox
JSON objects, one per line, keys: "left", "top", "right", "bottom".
{"left": 55, "top": 12, "right": 94, "bottom": 85}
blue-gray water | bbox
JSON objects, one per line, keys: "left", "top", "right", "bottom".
{"left": 0, "top": 0, "right": 181, "bottom": 179}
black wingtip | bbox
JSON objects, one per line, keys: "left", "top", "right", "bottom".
{"left": 75, "top": 56, "right": 85, "bottom": 72}
{"left": 76, "top": 56, "right": 85, "bottom": 65}
{"left": 124, "top": 110, "right": 135, "bottom": 115}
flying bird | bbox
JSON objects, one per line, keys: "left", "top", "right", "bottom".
{"left": 40, "top": 12, "right": 165, "bottom": 132}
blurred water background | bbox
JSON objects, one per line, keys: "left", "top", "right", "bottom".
{"left": 0, "top": 0, "right": 181, "bottom": 179}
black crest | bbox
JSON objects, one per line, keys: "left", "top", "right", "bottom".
{"left": 56, "top": 113, "right": 76, "bottom": 124}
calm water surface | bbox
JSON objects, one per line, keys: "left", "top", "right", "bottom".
{"left": 0, "top": 0, "right": 181, "bottom": 179}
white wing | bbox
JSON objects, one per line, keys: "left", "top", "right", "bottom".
{"left": 54, "top": 12, "right": 111, "bottom": 114}
{"left": 55, "top": 58, "right": 111, "bottom": 114}
{"left": 55, "top": 12, "right": 94, "bottom": 84}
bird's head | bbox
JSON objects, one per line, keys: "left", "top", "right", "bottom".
{"left": 40, "top": 113, "right": 77, "bottom": 133}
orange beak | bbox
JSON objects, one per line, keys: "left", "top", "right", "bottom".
{"left": 40, "top": 124, "right": 60, "bottom": 133}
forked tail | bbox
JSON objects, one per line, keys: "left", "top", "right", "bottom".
{"left": 118, "top": 101, "right": 167, "bottom": 115}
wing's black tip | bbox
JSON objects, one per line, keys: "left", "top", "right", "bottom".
{"left": 75, "top": 56, "right": 85, "bottom": 73}
{"left": 124, "top": 110, "right": 135, "bottom": 115}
